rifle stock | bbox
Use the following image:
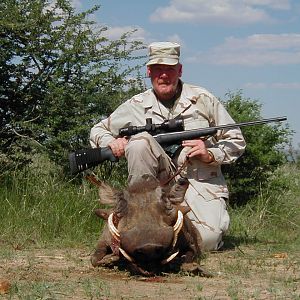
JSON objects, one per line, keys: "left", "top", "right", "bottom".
{"left": 69, "top": 116, "right": 287, "bottom": 175}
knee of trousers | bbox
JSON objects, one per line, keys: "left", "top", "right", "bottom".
{"left": 196, "top": 225, "right": 223, "bottom": 251}
{"left": 126, "top": 138, "right": 149, "bottom": 154}
{"left": 126, "top": 132, "right": 154, "bottom": 155}
{"left": 186, "top": 204, "right": 230, "bottom": 251}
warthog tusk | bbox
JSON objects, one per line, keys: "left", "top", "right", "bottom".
{"left": 173, "top": 210, "right": 183, "bottom": 232}
{"left": 161, "top": 250, "right": 179, "bottom": 265}
{"left": 119, "top": 247, "right": 134, "bottom": 262}
{"left": 172, "top": 210, "right": 183, "bottom": 247}
{"left": 108, "top": 213, "right": 120, "bottom": 241}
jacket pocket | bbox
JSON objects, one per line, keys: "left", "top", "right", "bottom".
{"left": 183, "top": 116, "right": 209, "bottom": 131}
{"left": 187, "top": 160, "right": 221, "bottom": 181}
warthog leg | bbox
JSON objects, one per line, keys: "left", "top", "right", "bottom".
{"left": 95, "top": 253, "right": 120, "bottom": 267}
{"left": 91, "top": 240, "right": 113, "bottom": 267}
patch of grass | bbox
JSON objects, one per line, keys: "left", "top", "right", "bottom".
{"left": 81, "top": 278, "right": 111, "bottom": 299}
{"left": 8, "top": 281, "right": 73, "bottom": 300}
{"left": 226, "top": 279, "right": 241, "bottom": 299}
{"left": 227, "top": 163, "right": 300, "bottom": 250}
{"left": 4, "top": 278, "right": 112, "bottom": 299}
{"left": 0, "top": 156, "right": 102, "bottom": 249}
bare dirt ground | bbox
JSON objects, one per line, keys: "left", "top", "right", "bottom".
{"left": 0, "top": 246, "right": 299, "bottom": 299}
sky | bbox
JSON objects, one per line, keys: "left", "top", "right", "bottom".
{"left": 73, "top": 0, "right": 299, "bottom": 148}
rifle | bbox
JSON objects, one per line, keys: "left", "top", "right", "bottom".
{"left": 69, "top": 116, "right": 287, "bottom": 175}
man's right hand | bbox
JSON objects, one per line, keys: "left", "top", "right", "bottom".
{"left": 108, "top": 137, "right": 128, "bottom": 157}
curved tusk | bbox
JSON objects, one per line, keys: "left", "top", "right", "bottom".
{"left": 173, "top": 210, "right": 183, "bottom": 232}
{"left": 161, "top": 250, "right": 179, "bottom": 265}
{"left": 172, "top": 210, "right": 184, "bottom": 247}
{"left": 108, "top": 213, "right": 120, "bottom": 241}
{"left": 119, "top": 247, "right": 134, "bottom": 262}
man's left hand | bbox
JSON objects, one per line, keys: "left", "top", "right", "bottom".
{"left": 182, "top": 139, "right": 214, "bottom": 163}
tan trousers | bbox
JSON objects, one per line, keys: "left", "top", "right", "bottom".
{"left": 125, "top": 132, "right": 229, "bottom": 251}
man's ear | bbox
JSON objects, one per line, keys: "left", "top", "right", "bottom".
{"left": 178, "top": 63, "right": 183, "bottom": 77}
{"left": 146, "top": 66, "right": 151, "bottom": 77}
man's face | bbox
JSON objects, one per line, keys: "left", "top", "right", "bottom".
{"left": 147, "top": 64, "right": 182, "bottom": 101}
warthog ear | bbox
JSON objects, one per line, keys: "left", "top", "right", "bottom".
{"left": 168, "top": 177, "right": 189, "bottom": 204}
{"left": 98, "top": 182, "right": 119, "bottom": 205}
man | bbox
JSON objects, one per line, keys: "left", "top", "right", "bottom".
{"left": 90, "top": 42, "right": 246, "bottom": 251}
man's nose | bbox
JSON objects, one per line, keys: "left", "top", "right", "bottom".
{"left": 159, "top": 72, "right": 168, "bottom": 78}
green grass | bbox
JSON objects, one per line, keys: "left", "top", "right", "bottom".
{"left": 227, "top": 163, "right": 300, "bottom": 251}
{"left": 1, "top": 156, "right": 299, "bottom": 252}
{"left": 0, "top": 156, "right": 102, "bottom": 249}
{"left": 6, "top": 279, "right": 111, "bottom": 299}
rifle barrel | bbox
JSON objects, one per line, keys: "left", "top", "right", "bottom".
{"left": 153, "top": 116, "right": 287, "bottom": 145}
{"left": 213, "top": 116, "right": 287, "bottom": 131}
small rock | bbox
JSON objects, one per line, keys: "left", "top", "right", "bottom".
{"left": 0, "top": 280, "right": 11, "bottom": 294}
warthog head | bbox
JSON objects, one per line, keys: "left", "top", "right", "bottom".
{"left": 90, "top": 177, "right": 203, "bottom": 276}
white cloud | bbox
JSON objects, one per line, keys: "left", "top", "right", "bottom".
{"left": 104, "top": 26, "right": 149, "bottom": 42}
{"left": 165, "top": 34, "right": 184, "bottom": 46}
{"left": 188, "top": 33, "right": 300, "bottom": 66}
{"left": 244, "top": 0, "right": 291, "bottom": 10}
{"left": 150, "top": 0, "right": 291, "bottom": 25}
{"left": 71, "top": 0, "right": 83, "bottom": 10}
{"left": 244, "top": 82, "right": 268, "bottom": 89}
{"left": 272, "top": 82, "right": 300, "bottom": 89}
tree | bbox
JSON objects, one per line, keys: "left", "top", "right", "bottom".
{"left": 0, "top": 0, "right": 145, "bottom": 175}
{"left": 222, "top": 91, "right": 292, "bottom": 205}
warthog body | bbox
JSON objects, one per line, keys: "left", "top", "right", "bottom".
{"left": 90, "top": 178, "right": 209, "bottom": 276}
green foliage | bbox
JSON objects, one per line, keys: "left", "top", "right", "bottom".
{"left": 222, "top": 91, "right": 292, "bottom": 205}
{"left": 0, "top": 154, "right": 101, "bottom": 247}
{"left": 228, "top": 163, "right": 300, "bottom": 247}
{"left": 0, "top": 0, "right": 145, "bottom": 176}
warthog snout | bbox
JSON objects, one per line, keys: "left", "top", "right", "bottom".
{"left": 120, "top": 226, "right": 174, "bottom": 262}
{"left": 133, "top": 244, "right": 167, "bottom": 261}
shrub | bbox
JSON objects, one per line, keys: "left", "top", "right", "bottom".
{"left": 222, "top": 91, "right": 292, "bottom": 205}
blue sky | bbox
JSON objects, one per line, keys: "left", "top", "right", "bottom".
{"left": 73, "top": 0, "right": 300, "bottom": 148}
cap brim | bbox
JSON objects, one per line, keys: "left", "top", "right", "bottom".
{"left": 146, "top": 58, "right": 179, "bottom": 66}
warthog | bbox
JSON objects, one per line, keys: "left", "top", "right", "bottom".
{"left": 90, "top": 177, "right": 210, "bottom": 276}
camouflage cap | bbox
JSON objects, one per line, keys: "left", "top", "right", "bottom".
{"left": 146, "top": 42, "right": 180, "bottom": 66}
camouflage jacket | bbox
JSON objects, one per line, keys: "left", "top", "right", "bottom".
{"left": 90, "top": 81, "right": 246, "bottom": 201}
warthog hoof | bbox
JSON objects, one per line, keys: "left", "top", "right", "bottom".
{"left": 91, "top": 253, "right": 120, "bottom": 267}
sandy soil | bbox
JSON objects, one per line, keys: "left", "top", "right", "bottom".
{"left": 0, "top": 246, "right": 299, "bottom": 299}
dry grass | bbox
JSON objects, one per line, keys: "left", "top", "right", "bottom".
{"left": 0, "top": 246, "right": 299, "bottom": 299}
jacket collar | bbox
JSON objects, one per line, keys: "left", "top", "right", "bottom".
{"left": 143, "top": 81, "right": 196, "bottom": 118}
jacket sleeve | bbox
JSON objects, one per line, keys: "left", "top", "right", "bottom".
{"left": 90, "top": 102, "right": 132, "bottom": 148}
{"left": 205, "top": 95, "right": 246, "bottom": 165}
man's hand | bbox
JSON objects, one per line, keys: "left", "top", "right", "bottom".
{"left": 182, "top": 139, "right": 214, "bottom": 163}
{"left": 108, "top": 137, "right": 128, "bottom": 157}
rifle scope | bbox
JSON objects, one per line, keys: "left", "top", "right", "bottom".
{"left": 119, "top": 118, "right": 184, "bottom": 136}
